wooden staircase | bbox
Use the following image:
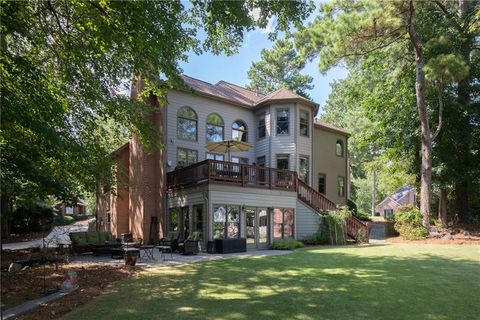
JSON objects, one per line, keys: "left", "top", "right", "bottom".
{"left": 296, "top": 179, "right": 369, "bottom": 242}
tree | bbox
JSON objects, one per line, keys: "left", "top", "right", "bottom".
{"left": 297, "top": 0, "right": 478, "bottom": 227}
{"left": 1, "top": 0, "right": 314, "bottom": 232}
{"left": 246, "top": 39, "right": 313, "bottom": 97}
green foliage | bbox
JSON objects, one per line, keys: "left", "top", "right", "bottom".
{"left": 11, "top": 204, "right": 55, "bottom": 232}
{"left": 394, "top": 205, "right": 428, "bottom": 240}
{"left": 53, "top": 214, "right": 75, "bottom": 226}
{"left": 302, "top": 231, "right": 330, "bottom": 245}
{"left": 246, "top": 39, "right": 313, "bottom": 98}
{"left": 270, "top": 239, "right": 304, "bottom": 250}
{"left": 1, "top": 0, "right": 314, "bottom": 213}
{"left": 325, "top": 206, "right": 351, "bottom": 245}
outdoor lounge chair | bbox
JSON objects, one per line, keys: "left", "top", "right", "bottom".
{"left": 178, "top": 232, "right": 201, "bottom": 255}
{"left": 158, "top": 231, "right": 180, "bottom": 252}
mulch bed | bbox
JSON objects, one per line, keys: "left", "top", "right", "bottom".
{"left": 1, "top": 262, "right": 140, "bottom": 319}
{"left": 1, "top": 231, "right": 49, "bottom": 244}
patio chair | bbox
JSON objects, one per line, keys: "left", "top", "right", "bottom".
{"left": 158, "top": 231, "right": 180, "bottom": 252}
{"left": 178, "top": 232, "right": 200, "bottom": 255}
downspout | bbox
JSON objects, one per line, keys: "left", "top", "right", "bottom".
{"left": 345, "top": 137, "right": 349, "bottom": 204}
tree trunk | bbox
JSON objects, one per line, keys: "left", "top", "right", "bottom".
{"left": 455, "top": 181, "right": 471, "bottom": 224}
{"left": 407, "top": 0, "right": 431, "bottom": 229}
{"left": 438, "top": 188, "right": 448, "bottom": 227}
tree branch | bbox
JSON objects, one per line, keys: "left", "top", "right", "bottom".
{"left": 434, "top": 0, "right": 451, "bottom": 17}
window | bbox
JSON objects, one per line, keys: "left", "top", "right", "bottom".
{"left": 338, "top": 176, "right": 345, "bottom": 197}
{"left": 273, "top": 208, "right": 295, "bottom": 239}
{"left": 168, "top": 208, "right": 179, "bottom": 232}
{"left": 300, "top": 110, "right": 309, "bottom": 137}
{"left": 206, "top": 113, "right": 224, "bottom": 142}
{"left": 336, "top": 139, "right": 344, "bottom": 157}
{"left": 206, "top": 152, "right": 224, "bottom": 161}
{"left": 258, "top": 113, "right": 266, "bottom": 139}
{"left": 299, "top": 156, "right": 309, "bottom": 184}
{"left": 256, "top": 156, "right": 266, "bottom": 167}
{"left": 232, "top": 120, "right": 248, "bottom": 142}
{"left": 231, "top": 157, "right": 248, "bottom": 164}
{"left": 177, "top": 106, "right": 197, "bottom": 141}
{"left": 213, "top": 205, "right": 240, "bottom": 239}
{"left": 276, "top": 108, "right": 289, "bottom": 135}
{"left": 276, "top": 154, "right": 289, "bottom": 170}
{"left": 318, "top": 173, "right": 326, "bottom": 194}
{"left": 384, "top": 209, "right": 394, "bottom": 217}
{"left": 177, "top": 148, "right": 198, "bottom": 166}
{"left": 192, "top": 204, "right": 204, "bottom": 240}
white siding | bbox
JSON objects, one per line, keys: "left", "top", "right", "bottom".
{"left": 166, "top": 90, "right": 256, "bottom": 171}
{"left": 297, "top": 103, "right": 313, "bottom": 186}
{"left": 254, "top": 106, "right": 270, "bottom": 165}
{"left": 296, "top": 200, "right": 321, "bottom": 240}
{"left": 270, "top": 103, "right": 296, "bottom": 170}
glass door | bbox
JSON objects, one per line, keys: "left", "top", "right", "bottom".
{"left": 246, "top": 208, "right": 256, "bottom": 247}
{"left": 245, "top": 207, "right": 269, "bottom": 249}
{"left": 257, "top": 208, "right": 269, "bottom": 248}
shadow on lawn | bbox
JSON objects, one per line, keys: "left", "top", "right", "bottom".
{"left": 65, "top": 246, "right": 480, "bottom": 320}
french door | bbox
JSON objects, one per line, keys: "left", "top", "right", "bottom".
{"left": 246, "top": 207, "right": 269, "bottom": 249}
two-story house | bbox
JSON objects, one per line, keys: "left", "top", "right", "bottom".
{"left": 97, "top": 75, "right": 363, "bottom": 249}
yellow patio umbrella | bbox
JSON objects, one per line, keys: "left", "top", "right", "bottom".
{"left": 205, "top": 140, "right": 252, "bottom": 161}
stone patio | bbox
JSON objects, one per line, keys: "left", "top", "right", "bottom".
{"left": 71, "top": 248, "right": 293, "bottom": 268}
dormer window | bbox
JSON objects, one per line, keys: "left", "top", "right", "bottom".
{"left": 232, "top": 120, "right": 248, "bottom": 142}
{"left": 336, "top": 139, "right": 344, "bottom": 157}
{"left": 276, "top": 108, "right": 289, "bottom": 135}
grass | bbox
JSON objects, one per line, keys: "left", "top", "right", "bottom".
{"left": 64, "top": 244, "right": 480, "bottom": 320}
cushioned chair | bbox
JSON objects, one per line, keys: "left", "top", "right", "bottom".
{"left": 179, "top": 232, "right": 201, "bottom": 255}
{"left": 158, "top": 231, "right": 180, "bottom": 252}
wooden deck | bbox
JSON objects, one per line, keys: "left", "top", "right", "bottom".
{"left": 167, "top": 159, "right": 297, "bottom": 191}
{"left": 167, "top": 159, "right": 369, "bottom": 242}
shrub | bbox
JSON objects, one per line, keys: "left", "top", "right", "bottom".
{"left": 271, "top": 239, "right": 304, "bottom": 250}
{"left": 302, "top": 231, "right": 330, "bottom": 245}
{"left": 394, "top": 205, "right": 428, "bottom": 240}
{"left": 53, "top": 214, "right": 75, "bottom": 226}
{"left": 11, "top": 204, "right": 55, "bottom": 232}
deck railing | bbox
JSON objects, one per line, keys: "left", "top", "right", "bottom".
{"left": 167, "top": 159, "right": 369, "bottom": 242}
{"left": 296, "top": 179, "right": 369, "bottom": 242}
{"left": 167, "top": 159, "right": 296, "bottom": 191}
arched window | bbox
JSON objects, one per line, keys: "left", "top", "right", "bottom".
{"left": 206, "top": 113, "right": 224, "bottom": 142}
{"left": 232, "top": 120, "right": 248, "bottom": 142}
{"left": 177, "top": 106, "right": 197, "bottom": 141}
{"left": 336, "top": 139, "right": 344, "bottom": 157}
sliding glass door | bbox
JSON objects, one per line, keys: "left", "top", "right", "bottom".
{"left": 245, "top": 207, "right": 269, "bottom": 249}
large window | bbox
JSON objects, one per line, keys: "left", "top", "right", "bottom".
{"left": 206, "top": 113, "right": 224, "bottom": 142}
{"left": 232, "top": 120, "right": 248, "bottom": 142}
{"left": 318, "top": 173, "right": 326, "bottom": 194}
{"left": 273, "top": 208, "right": 294, "bottom": 239}
{"left": 192, "top": 204, "right": 204, "bottom": 241}
{"left": 276, "top": 154, "right": 289, "bottom": 170}
{"left": 276, "top": 108, "right": 289, "bottom": 135}
{"left": 299, "top": 156, "right": 309, "bottom": 184}
{"left": 258, "top": 112, "right": 266, "bottom": 139}
{"left": 168, "top": 208, "right": 179, "bottom": 232}
{"left": 300, "top": 110, "right": 310, "bottom": 137}
{"left": 336, "top": 139, "right": 344, "bottom": 157}
{"left": 177, "top": 106, "right": 197, "bottom": 141}
{"left": 338, "top": 176, "right": 345, "bottom": 197}
{"left": 177, "top": 148, "right": 197, "bottom": 166}
{"left": 213, "top": 205, "right": 240, "bottom": 239}
{"left": 206, "top": 152, "right": 224, "bottom": 161}
{"left": 231, "top": 156, "right": 248, "bottom": 164}
{"left": 256, "top": 156, "right": 266, "bottom": 167}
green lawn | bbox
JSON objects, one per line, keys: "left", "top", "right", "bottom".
{"left": 65, "top": 244, "right": 480, "bottom": 320}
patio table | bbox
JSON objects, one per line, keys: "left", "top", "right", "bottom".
{"left": 156, "top": 245, "right": 173, "bottom": 261}
{"left": 139, "top": 245, "right": 156, "bottom": 261}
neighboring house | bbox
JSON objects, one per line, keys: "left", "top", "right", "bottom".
{"left": 375, "top": 185, "right": 417, "bottom": 217}
{"left": 57, "top": 200, "right": 86, "bottom": 216}
{"left": 97, "top": 75, "right": 358, "bottom": 248}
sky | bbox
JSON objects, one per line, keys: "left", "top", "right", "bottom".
{"left": 180, "top": 28, "right": 348, "bottom": 117}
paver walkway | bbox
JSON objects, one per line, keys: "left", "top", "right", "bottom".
{"left": 369, "top": 222, "right": 386, "bottom": 243}
{"left": 71, "top": 248, "right": 293, "bottom": 268}
{"left": 2, "top": 221, "right": 89, "bottom": 250}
